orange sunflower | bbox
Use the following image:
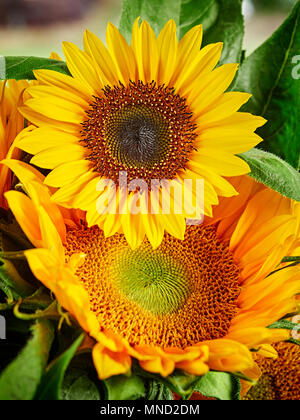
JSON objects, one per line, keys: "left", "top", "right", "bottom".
{"left": 16, "top": 20, "right": 266, "bottom": 249}
{"left": 2, "top": 159, "right": 299, "bottom": 381}
{"left": 0, "top": 80, "right": 30, "bottom": 208}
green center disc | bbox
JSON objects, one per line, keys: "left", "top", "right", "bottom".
{"left": 110, "top": 247, "right": 191, "bottom": 316}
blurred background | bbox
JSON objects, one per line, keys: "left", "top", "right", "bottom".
{"left": 0, "top": 0, "right": 298, "bottom": 57}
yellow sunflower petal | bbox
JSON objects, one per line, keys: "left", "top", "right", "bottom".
{"left": 37, "top": 205, "right": 65, "bottom": 260}
{"left": 157, "top": 20, "right": 177, "bottom": 85}
{"left": 1, "top": 158, "right": 44, "bottom": 183}
{"left": 173, "top": 43, "right": 223, "bottom": 94}
{"left": 93, "top": 343, "right": 131, "bottom": 380}
{"left": 204, "top": 339, "right": 255, "bottom": 372}
{"left": 227, "top": 328, "right": 290, "bottom": 349}
{"left": 132, "top": 19, "right": 159, "bottom": 83}
{"left": 106, "top": 22, "right": 137, "bottom": 84}
{"left": 24, "top": 97, "right": 85, "bottom": 124}
{"left": 194, "top": 92, "right": 252, "bottom": 125}
{"left": 30, "top": 144, "right": 86, "bottom": 169}
{"left": 188, "top": 64, "right": 240, "bottom": 113}
{"left": 51, "top": 171, "right": 96, "bottom": 205}
{"left": 83, "top": 29, "right": 119, "bottom": 86}
{"left": 45, "top": 160, "right": 91, "bottom": 188}
{"left": 24, "top": 247, "right": 99, "bottom": 334}
{"left": 33, "top": 69, "right": 93, "bottom": 103}
{"left": 195, "top": 131, "right": 262, "bottom": 154}
{"left": 26, "top": 84, "right": 89, "bottom": 108}
{"left": 62, "top": 41, "right": 102, "bottom": 94}
{"left": 175, "top": 24, "right": 203, "bottom": 74}
{"left": 16, "top": 127, "right": 79, "bottom": 155}
{"left": 192, "top": 148, "right": 250, "bottom": 176}
{"left": 19, "top": 105, "right": 79, "bottom": 133}
{"left": 4, "top": 190, "right": 42, "bottom": 247}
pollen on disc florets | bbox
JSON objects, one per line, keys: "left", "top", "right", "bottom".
{"left": 80, "top": 80, "right": 197, "bottom": 186}
{"left": 65, "top": 225, "right": 242, "bottom": 348}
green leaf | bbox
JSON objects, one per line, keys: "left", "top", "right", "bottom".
{"left": 270, "top": 319, "right": 300, "bottom": 346}
{"left": 132, "top": 363, "right": 199, "bottom": 400}
{"left": 268, "top": 320, "right": 298, "bottom": 330}
{"left": 234, "top": 2, "right": 300, "bottom": 169}
{"left": 1, "top": 57, "right": 70, "bottom": 81}
{"left": 0, "top": 259, "right": 34, "bottom": 300}
{"left": 0, "top": 313, "right": 32, "bottom": 371}
{"left": 195, "top": 371, "right": 241, "bottom": 400}
{"left": 146, "top": 380, "right": 174, "bottom": 400}
{"left": 60, "top": 368, "right": 101, "bottom": 401}
{"left": 191, "top": 0, "right": 244, "bottom": 64}
{"left": 161, "top": 370, "right": 200, "bottom": 400}
{"left": 103, "top": 374, "right": 147, "bottom": 400}
{"left": 119, "top": 0, "right": 244, "bottom": 63}
{"left": 35, "top": 333, "right": 84, "bottom": 400}
{"left": 119, "top": 0, "right": 181, "bottom": 41}
{"left": 240, "top": 149, "right": 300, "bottom": 202}
{"left": 282, "top": 256, "right": 300, "bottom": 263}
{"left": 0, "top": 319, "right": 54, "bottom": 400}
{"left": 0, "top": 225, "right": 37, "bottom": 300}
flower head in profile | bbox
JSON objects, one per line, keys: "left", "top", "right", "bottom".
{"left": 17, "top": 20, "right": 265, "bottom": 249}
{"left": 243, "top": 342, "right": 300, "bottom": 400}
{"left": 3, "top": 159, "right": 299, "bottom": 381}
{"left": 0, "top": 80, "right": 29, "bottom": 208}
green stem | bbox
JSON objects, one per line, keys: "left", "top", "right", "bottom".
{"left": 13, "top": 300, "right": 60, "bottom": 321}
{"left": 13, "top": 300, "right": 71, "bottom": 330}
{"left": 0, "top": 302, "right": 14, "bottom": 311}
{"left": 0, "top": 251, "right": 26, "bottom": 260}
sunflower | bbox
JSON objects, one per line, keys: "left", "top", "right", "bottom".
{"left": 16, "top": 20, "right": 266, "bottom": 249}
{"left": 0, "top": 80, "right": 30, "bottom": 208}
{"left": 183, "top": 342, "right": 300, "bottom": 401}
{"left": 3, "top": 159, "right": 299, "bottom": 381}
{"left": 243, "top": 342, "right": 300, "bottom": 400}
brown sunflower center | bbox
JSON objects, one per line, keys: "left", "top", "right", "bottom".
{"left": 65, "top": 225, "right": 241, "bottom": 349}
{"left": 80, "top": 81, "right": 197, "bottom": 185}
{"left": 244, "top": 343, "right": 300, "bottom": 401}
